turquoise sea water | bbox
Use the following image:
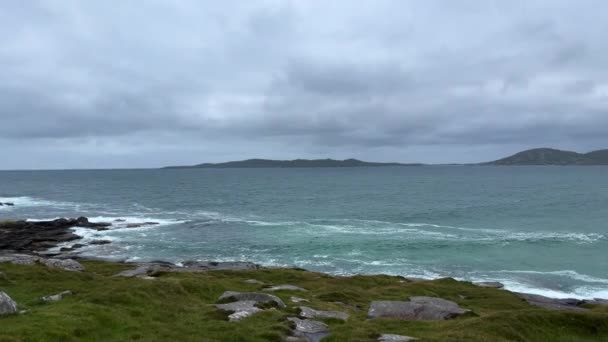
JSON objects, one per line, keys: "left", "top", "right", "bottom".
{"left": 1, "top": 166, "right": 607, "bottom": 299}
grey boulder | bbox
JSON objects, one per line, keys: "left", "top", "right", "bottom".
{"left": 264, "top": 284, "right": 307, "bottom": 292}
{"left": 0, "top": 291, "right": 18, "bottom": 315}
{"left": 42, "top": 290, "right": 73, "bottom": 302}
{"left": 218, "top": 291, "right": 286, "bottom": 308}
{"left": 287, "top": 317, "right": 330, "bottom": 342}
{"left": 378, "top": 334, "right": 418, "bottom": 341}
{"left": 216, "top": 300, "right": 263, "bottom": 321}
{"left": 40, "top": 258, "right": 85, "bottom": 272}
{"left": 299, "top": 306, "right": 348, "bottom": 321}
{"left": 474, "top": 281, "right": 504, "bottom": 289}
{"left": 368, "top": 296, "right": 470, "bottom": 320}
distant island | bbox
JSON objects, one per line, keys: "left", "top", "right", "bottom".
{"left": 163, "top": 158, "right": 422, "bottom": 169}
{"left": 162, "top": 149, "right": 608, "bottom": 169}
{"left": 483, "top": 148, "right": 608, "bottom": 165}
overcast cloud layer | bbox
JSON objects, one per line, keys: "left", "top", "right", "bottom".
{"left": 1, "top": 0, "right": 607, "bottom": 169}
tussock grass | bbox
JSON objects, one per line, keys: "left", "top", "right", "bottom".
{"left": 0, "top": 261, "right": 607, "bottom": 341}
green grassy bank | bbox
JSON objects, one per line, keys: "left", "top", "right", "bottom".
{"left": 1, "top": 260, "right": 607, "bottom": 341}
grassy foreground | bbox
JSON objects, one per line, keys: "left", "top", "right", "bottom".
{"left": 1, "top": 261, "right": 607, "bottom": 341}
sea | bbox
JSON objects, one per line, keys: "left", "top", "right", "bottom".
{"left": 1, "top": 166, "right": 607, "bottom": 299}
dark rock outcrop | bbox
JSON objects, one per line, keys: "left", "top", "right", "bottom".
{"left": 0, "top": 217, "right": 111, "bottom": 252}
{"left": 368, "top": 296, "right": 470, "bottom": 320}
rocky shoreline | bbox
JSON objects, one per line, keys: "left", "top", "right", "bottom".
{"left": 1, "top": 216, "right": 607, "bottom": 314}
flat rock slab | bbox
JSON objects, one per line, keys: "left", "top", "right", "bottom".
{"left": 40, "top": 258, "right": 85, "bottom": 272}
{"left": 42, "top": 290, "right": 72, "bottom": 302}
{"left": 474, "top": 281, "right": 504, "bottom": 289}
{"left": 299, "top": 306, "right": 348, "bottom": 321}
{"left": 181, "top": 261, "right": 260, "bottom": 271}
{"left": 244, "top": 279, "right": 265, "bottom": 285}
{"left": 264, "top": 284, "right": 307, "bottom": 292}
{"left": 291, "top": 296, "right": 309, "bottom": 303}
{"left": 0, "top": 291, "right": 18, "bottom": 315}
{"left": 287, "top": 317, "right": 330, "bottom": 342}
{"left": 216, "top": 300, "right": 263, "bottom": 321}
{"left": 378, "top": 334, "right": 418, "bottom": 341}
{"left": 368, "top": 296, "right": 470, "bottom": 320}
{"left": 219, "top": 291, "right": 286, "bottom": 308}
{"left": 516, "top": 293, "right": 586, "bottom": 311}
{"left": 0, "top": 254, "right": 84, "bottom": 272}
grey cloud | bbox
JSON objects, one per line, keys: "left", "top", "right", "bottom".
{"left": 1, "top": 0, "right": 608, "bottom": 168}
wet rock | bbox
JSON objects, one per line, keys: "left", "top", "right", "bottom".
{"left": 516, "top": 293, "right": 586, "bottom": 311}
{"left": 60, "top": 247, "right": 74, "bottom": 252}
{"left": 42, "top": 290, "right": 72, "bottom": 302}
{"left": 0, "top": 291, "right": 18, "bottom": 315}
{"left": 378, "top": 334, "right": 418, "bottom": 341}
{"left": 114, "top": 219, "right": 126, "bottom": 222}
{"left": 216, "top": 300, "right": 263, "bottom": 321}
{"left": 0, "top": 202, "right": 15, "bottom": 206}
{"left": 287, "top": 317, "right": 330, "bottom": 342}
{"left": 291, "top": 296, "right": 309, "bottom": 303}
{"left": 368, "top": 296, "right": 470, "bottom": 320}
{"left": 264, "top": 284, "right": 307, "bottom": 292}
{"left": 89, "top": 240, "right": 112, "bottom": 245}
{"left": 71, "top": 244, "right": 85, "bottom": 249}
{"left": 474, "top": 281, "right": 504, "bottom": 289}
{"left": 144, "top": 222, "right": 160, "bottom": 225}
{"left": 244, "top": 279, "right": 265, "bottom": 285}
{"left": 218, "top": 291, "right": 286, "bottom": 308}
{"left": 299, "top": 306, "right": 348, "bottom": 321}
{"left": 179, "top": 261, "right": 260, "bottom": 271}
{"left": 40, "top": 258, "right": 85, "bottom": 272}
{"left": 0, "top": 217, "right": 111, "bottom": 252}
{"left": 126, "top": 223, "right": 145, "bottom": 228}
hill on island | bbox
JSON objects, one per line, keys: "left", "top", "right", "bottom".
{"left": 484, "top": 148, "right": 608, "bottom": 165}
{"left": 163, "top": 158, "right": 421, "bottom": 169}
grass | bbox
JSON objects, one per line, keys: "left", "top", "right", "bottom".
{"left": 0, "top": 261, "right": 607, "bottom": 341}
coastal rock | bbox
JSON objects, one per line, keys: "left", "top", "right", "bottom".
{"left": 583, "top": 298, "right": 608, "bottom": 306}
{"left": 264, "top": 284, "right": 307, "bottom": 292}
{"left": 89, "top": 240, "right": 112, "bottom": 245}
{"left": 516, "top": 293, "right": 586, "bottom": 311}
{"left": 368, "top": 297, "right": 470, "bottom": 320}
{"left": 474, "top": 281, "right": 504, "bottom": 289}
{"left": 0, "top": 217, "right": 111, "bottom": 252}
{"left": 216, "top": 300, "right": 263, "bottom": 321}
{"left": 181, "top": 261, "right": 260, "bottom": 271}
{"left": 377, "top": 334, "right": 418, "bottom": 341}
{"left": 287, "top": 317, "right": 330, "bottom": 342}
{"left": 0, "top": 291, "right": 18, "bottom": 315}
{"left": 0, "top": 202, "right": 15, "bottom": 206}
{"left": 244, "top": 279, "right": 265, "bottom": 285}
{"left": 299, "top": 306, "right": 349, "bottom": 321}
{"left": 218, "top": 291, "right": 286, "bottom": 308}
{"left": 40, "top": 258, "right": 85, "bottom": 272}
{"left": 42, "top": 290, "right": 72, "bottom": 302}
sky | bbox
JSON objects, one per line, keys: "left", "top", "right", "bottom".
{"left": 1, "top": 0, "right": 607, "bottom": 169}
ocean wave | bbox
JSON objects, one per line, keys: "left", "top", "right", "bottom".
{"left": 0, "top": 196, "right": 79, "bottom": 210}
{"left": 495, "top": 270, "right": 608, "bottom": 284}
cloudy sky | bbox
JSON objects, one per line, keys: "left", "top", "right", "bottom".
{"left": 1, "top": 0, "right": 607, "bottom": 169}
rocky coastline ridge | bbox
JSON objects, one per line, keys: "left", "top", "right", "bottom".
{"left": 1, "top": 216, "right": 608, "bottom": 341}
